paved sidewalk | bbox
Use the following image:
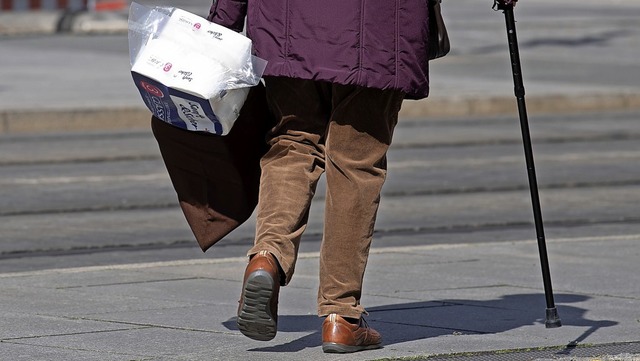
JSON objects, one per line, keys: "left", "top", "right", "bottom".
{"left": 2, "top": 233, "right": 639, "bottom": 360}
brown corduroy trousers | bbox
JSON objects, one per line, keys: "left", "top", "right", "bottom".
{"left": 250, "top": 77, "right": 404, "bottom": 318}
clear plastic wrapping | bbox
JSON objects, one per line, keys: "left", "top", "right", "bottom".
{"left": 128, "top": 2, "right": 266, "bottom": 135}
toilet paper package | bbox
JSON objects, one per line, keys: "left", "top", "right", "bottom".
{"left": 128, "top": 2, "right": 266, "bottom": 135}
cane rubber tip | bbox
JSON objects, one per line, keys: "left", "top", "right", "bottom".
{"left": 545, "top": 307, "right": 562, "bottom": 328}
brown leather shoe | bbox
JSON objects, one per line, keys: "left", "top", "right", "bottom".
{"left": 322, "top": 313, "right": 382, "bottom": 353}
{"left": 237, "top": 250, "right": 281, "bottom": 341}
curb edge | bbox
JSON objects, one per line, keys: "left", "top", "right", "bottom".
{"left": 2, "top": 93, "right": 639, "bottom": 135}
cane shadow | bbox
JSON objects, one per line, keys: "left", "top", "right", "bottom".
{"left": 366, "top": 293, "right": 617, "bottom": 350}
{"left": 223, "top": 292, "right": 617, "bottom": 353}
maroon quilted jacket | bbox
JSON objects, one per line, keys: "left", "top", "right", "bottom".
{"left": 208, "top": 0, "right": 430, "bottom": 99}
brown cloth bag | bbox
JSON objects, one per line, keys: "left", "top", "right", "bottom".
{"left": 151, "top": 84, "right": 274, "bottom": 252}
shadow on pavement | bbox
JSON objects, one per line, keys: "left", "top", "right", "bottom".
{"left": 222, "top": 293, "right": 617, "bottom": 353}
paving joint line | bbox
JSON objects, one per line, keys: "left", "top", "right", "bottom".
{"left": 0, "top": 325, "right": 152, "bottom": 342}
{"left": 60, "top": 316, "right": 231, "bottom": 335}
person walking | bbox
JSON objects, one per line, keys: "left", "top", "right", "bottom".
{"left": 207, "top": 0, "right": 430, "bottom": 353}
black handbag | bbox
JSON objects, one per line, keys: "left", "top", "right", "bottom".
{"left": 428, "top": 0, "right": 450, "bottom": 60}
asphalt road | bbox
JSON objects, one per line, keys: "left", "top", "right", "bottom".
{"left": 1, "top": 0, "right": 639, "bottom": 273}
{"left": 1, "top": 110, "right": 639, "bottom": 273}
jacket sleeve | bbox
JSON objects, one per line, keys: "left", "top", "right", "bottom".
{"left": 206, "top": 0, "right": 248, "bottom": 32}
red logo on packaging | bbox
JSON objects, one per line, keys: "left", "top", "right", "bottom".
{"left": 140, "top": 81, "right": 164, "bottom": 98}
{"left": 194, "top": 23, "right": 201, "bottom": 30}
{"left": 163, "top": 63, "right": 173, "bottom": 72}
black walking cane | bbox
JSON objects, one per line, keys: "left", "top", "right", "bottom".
{"left": 493, "top": 0, "right": 562, "bottom": 328}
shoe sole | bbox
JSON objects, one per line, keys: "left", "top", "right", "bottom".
{"left": 322, "top": 342, "right": 381, "bottom": 353}
{"left": 237, "top": 270, "right": 277, "bottom": 341}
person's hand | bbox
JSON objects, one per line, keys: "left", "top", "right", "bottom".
{"left": 494, "top": 0, "right": 517, "bottom": 8}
